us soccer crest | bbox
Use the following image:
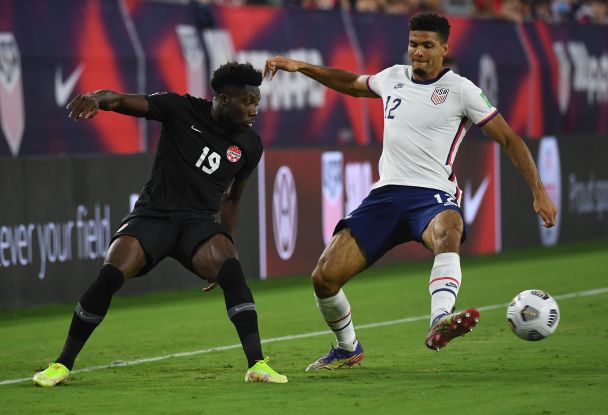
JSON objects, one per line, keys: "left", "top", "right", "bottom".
{"left": 0, "top": 32, "right": 25, "bottom": 156}
{"left": 431, "top": 87, "right": 449, "bottom": 105}
{"left": 226, "top": 145, "right": 241, "bottom": 162}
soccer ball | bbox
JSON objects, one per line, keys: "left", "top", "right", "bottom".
{"left": 506, "top": 289, "right": 560, "bottom": 341}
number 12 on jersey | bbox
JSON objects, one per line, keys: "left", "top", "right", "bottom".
{"left": 195, "top": 147, "right": 220, "bottom": 174}
{"left": 384, "top": 96, "right": 402, "bottom": 119}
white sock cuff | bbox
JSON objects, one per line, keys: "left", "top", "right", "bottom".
{"left": 433, "top": 252, "right": 460, "bottom": 268}
{"left": 314, "top": 289, "right": 346, "bottom": 307}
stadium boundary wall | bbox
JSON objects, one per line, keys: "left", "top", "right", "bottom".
{"left": 1, "top": 135, "right": 607, "bottom": 308}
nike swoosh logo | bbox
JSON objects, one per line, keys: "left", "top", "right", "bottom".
{"left": 191, "top": 125, "right": 204, "bottom": 134}
{"left": 55, "top": 64, "right": 84, "bottom": 106}
{"left": 464, "top": 176, "right": 490, "bottom": 225}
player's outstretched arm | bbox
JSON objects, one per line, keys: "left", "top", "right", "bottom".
{"left": 263, "top": 55, "right": 376, "bottom": 98}
{"left": 66, "top": 90, "right": 149, "bottom": 120}
{"left": 482, "top": 114, "right": 557, "bottom": 228}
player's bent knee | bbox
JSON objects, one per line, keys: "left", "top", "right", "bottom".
{"left": 311, "top": 261, "right": 342, "bottom": 296}
{"left": 105, "top": 236, "right": 147, "bottom": 279}
{"left": 216, "top": 257, "right": 245, "bottom": 289}
{"left": 435, "top": 226, "right": 461, "bottom": 241}
{"left": 433, "top": 228, "right": 462, "bottom": 253}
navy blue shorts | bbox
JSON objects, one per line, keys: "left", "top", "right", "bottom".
{"left": 334, "top": 185, "right": 466, "bottom": 266}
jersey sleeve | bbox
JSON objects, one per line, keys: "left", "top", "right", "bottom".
{"left": 145, "top": 92, "right": 187, "bottom": 122}
{"left": 366, "top": 66, "right": 394, "bottom": 98}
{"left": 235, "top": 133, "right": 263, "bottom": 181}
{"left": 461, "top": 79, "right": 498, "bottom": 126}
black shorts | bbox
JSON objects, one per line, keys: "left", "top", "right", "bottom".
{"left": 112, "top": 207, "right": 232, "bottom": 276}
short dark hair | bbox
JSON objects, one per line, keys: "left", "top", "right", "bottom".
{"left": 211, "top": 61, "right": 262, "bottom": 94}
{"left": 409, "top": 13, "right": 451, "bottom": 43}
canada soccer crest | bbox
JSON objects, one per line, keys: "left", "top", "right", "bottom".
{"left": 431, "top": 87, "right": 449, "bottom": 105}
{"left": 226, "top": 145, "right": 241, "bottom": 162}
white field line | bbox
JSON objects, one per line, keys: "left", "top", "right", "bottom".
{"left": 2, "top": 286, "right": 607, "bottom": 386}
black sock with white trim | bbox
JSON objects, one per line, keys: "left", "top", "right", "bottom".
{"left": 217, "top": 258, "right": 263, "bottom": 368}
{"left": 56, "top": 264, "right": 124, "bottom": 370}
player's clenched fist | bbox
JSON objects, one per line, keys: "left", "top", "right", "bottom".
{"left": 263, "top": 55, "right": 301, "bottom": 80}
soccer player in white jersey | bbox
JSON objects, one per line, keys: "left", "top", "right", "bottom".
{"left": 264, "top": 13, "right": 557, "bottom": 370}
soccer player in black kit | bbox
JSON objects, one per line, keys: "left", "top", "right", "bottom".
{"left": 33, "top": 62, "right": 287, "bottom": 386}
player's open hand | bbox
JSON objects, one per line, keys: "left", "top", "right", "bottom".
{"left": 66, "top": 92, "right": 100, "bottom": 120}
{"left": 533, "top": 191, "right": 557, "bottom": 228}
{"left": 263, "top": 55, "right": 300, "bottom": 81}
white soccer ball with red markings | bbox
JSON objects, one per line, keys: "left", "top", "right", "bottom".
{"left": 506, "top": 289, "right": 560, "bottom": 341}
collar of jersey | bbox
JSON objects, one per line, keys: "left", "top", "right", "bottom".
{"left": 410, "top": 67, "right": 451, "bottom": 85}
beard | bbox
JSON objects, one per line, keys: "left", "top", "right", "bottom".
{"left": 413, "top": 67, "right": 426, "bottom": 77}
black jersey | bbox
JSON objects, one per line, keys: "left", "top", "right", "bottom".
{"left": 134, "top": 92, "right": 263, "bottom": 214}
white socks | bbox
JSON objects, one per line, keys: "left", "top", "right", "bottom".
{"left": 315, "top": 289, "right": 358, "bottom": 352}
{"left": 428, "top": 252, "right": 462, "bottom": 326}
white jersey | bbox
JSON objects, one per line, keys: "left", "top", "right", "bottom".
{"left": 366, "top": 65, "right": 497, "bottom": 203}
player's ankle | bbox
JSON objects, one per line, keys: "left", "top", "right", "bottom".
{"left": 337, "top": 339, "right": 358, "bottom": 352}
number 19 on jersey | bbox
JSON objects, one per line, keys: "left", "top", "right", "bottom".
{"left": 195, "top": 147, "right": 220, "bottom": 174}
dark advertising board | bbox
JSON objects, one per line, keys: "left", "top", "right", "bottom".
{"left": 501, "top": 135, "right": 608, "bottom": 250}
{"left": 0, "top": 154, "right": 260, "bottom": 309}
{"left": 4, "top": 135, "right": 605, "bottom": 308}
{"left": 259, "top": 141, "right": 500, "bottom": 279}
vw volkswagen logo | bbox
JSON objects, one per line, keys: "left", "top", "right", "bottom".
{"left": 272, "top": 166, "right": 298, "bottom": 260}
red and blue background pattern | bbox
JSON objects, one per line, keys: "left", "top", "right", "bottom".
{"left": 0, "top": 0, "right": 606, "bottom": 157}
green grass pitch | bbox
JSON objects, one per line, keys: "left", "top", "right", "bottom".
{"left": 1, "top": 240, "right": 607, "bottom": 414}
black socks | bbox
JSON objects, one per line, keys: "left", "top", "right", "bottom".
{"left": 57, "top": 264, "right": 124, "bottom": 370}
{"left": 56, "top": 260, "right": 262, "bottom": 371}
{"left": 216, "top": 258, "right": 263, "bottom": 368}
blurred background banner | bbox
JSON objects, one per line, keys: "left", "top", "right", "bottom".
{"left": 1, "top": 0, "right": 607, "bottom": 308}
{"left": 258, "top": 142, "right": 500, "bottom": 279}
{"left": 4, "top": 133, "right": 605, "bottom": 307}
{"left": 1, "top": 1, "right": 607, "bottom": 157}
{"left": 0, "top": 154, "right": 190, "bottom": 309}
{"left": 210, "top": 7, "right": 370, "bottom": 147}
{"left": 501, "top": 134, "right": 608, "bottom": 251}
{"left": 0, "top": 0, "right": 141, "bottom": 157}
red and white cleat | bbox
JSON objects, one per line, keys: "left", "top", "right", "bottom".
{"left": 425, "top": 308, "right": 480, "bottom": 351}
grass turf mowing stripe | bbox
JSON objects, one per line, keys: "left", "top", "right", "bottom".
{"left": 2, "top": 286, "right": 606, "bottom": 386}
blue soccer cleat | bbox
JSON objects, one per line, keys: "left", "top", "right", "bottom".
{"left": 305, "top": 342, "right": 365, "bottom": 371}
